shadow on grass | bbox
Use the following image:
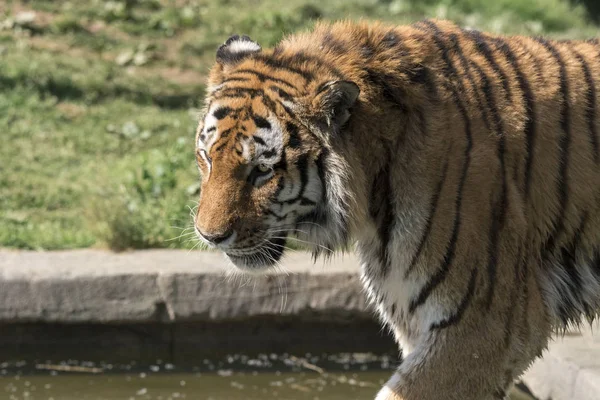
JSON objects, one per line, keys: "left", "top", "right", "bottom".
{"left": 0, "top": 74, "right": 204, "bottom": 109}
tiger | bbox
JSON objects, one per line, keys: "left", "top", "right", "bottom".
{"left": 192, "top": 19, "right": 600, "bottom": 400}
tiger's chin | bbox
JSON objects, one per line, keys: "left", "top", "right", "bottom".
{"left": 225, "top": 237, "right": 287, "bottom": 273}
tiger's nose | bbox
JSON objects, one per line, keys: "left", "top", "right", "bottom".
{"left": 197, "top": 228, "right": 234, "bottom": 245}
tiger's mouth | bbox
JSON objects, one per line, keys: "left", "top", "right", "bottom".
{"left": 226, "top": 237, "right": 287, "bottom": 270}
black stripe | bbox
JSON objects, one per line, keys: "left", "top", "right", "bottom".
{"left": 252, "top": 114, "right": 271, "bottom": 130}
{"left": 265, "top": 209, "right": 286, "bottom": 221}
{"left": 447, "top": 33, "right": 492, "bottom": 132}
{"left": 253, "top": 136, "right": 266, "bottom": 145}
{"left": 519, "top": 246, "right": 531, "bottom": 343}
{"left": 298, "top": 197, "right": 317, "bottom": 206}
{"left": 567, "top": 205, "right": 588, "bottom": 253}
{"left": 365, "top": 69, "right": 407, "bottom": 111}
{"left": 254, "top": 54, "right": 315, "bottom": 82}
{"left": 382, "top": 30, "right": 399, "bottom": 48}
{"left": 274, "top": 154, "right": 317, "bottom": 209}
{"left": 206, "top": 126, "right": 216, "bottom": 133}
{"left": 286, "top": 122, "right": 301, "bottom": 148}
{"left": 273, "top": 147, "right": 287, "bottom": 172}
{"left": 270, "top": 85, "right": 294, "bottom": 102}
{"left": 558, "top": 211, "right": 589, "bottom": 324}
{"left": 267, "top": 180, "right": 288, "bottom": 220}
{"left": 360, "top": 40, "right": 376, "bottom": 60}
{"left": 406, "top": 64, "right": 438, "bottom": 97}
{"left": 213, "top": 107, "right": 233, "bottom": 120}
{"left": 474, "top": 56, "right": 508, "bottom": 310}
{"left": 369, "top": 162, "right": 395, "bottom": 277}
{"left": 573, "top": 50, "right": 599, "bottom": 163}
{"left": 484, "top": 173, "right": 506, "bottom": 310}
{"left": 214, "top": 142, "right": 227, "bottom": 152}
{"left": 213, "top": 87, "right": 265, "bottom": 99}
{"left": 315, "top": 149, "right": 328, "bottom": 204}
{"left": 412, "top": 19, "right": 437, "bottom": 34}
{"left": 262, "top": 148, "right": 277, "bottom": 159}
{"left": 536, "top": 38, "right": 571, "bottom": 257}
{"left": 220, "top": 77, "right": 251, "bottom": 84}
{"left": 212, "top": 86, "right": 297, "bottom": 121}
{"left": 405, "top": 153, "right": 450, "bottom": 278}
{"left": 466, "top": 30, "right": 512, "bottom": 102}
{"left": 322, "top": 30, "right": 349, "bottom": 54}
{"left": 491, "top": 37, "right": 536, "bottom": 200}
{"left": 296, "top": 155, "right": 309, "bottom": 198}
{"left": 410, "top": 21, "right": 473, "bottom": 314}
{"left": 233, "top": 69, "right": 296, "bottom": 89}
{"left": 259, "top": 93, "right": 278, "bottom": 114}
{"left": 218, "top": 128, "right": 233, "bottom": 139}
{"left": 430, "top": 268, "right": 478, "bottom": 330}
{"left": 212, "top": 127, "right": 234, "bottom": 152}
{"left": 278, "top": 100, "right": 297, "bottom": 119}
{"left": 282, "top": 51, "right": 344, "bottom": 80}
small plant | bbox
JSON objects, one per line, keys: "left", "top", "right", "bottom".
{"left": 88, "top": 139, "right": 199, "bottom": 251}
{"left": 51, "top": 16, "right": 88, "bottom": 34}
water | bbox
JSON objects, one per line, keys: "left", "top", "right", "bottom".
{"left": 0, "top": 356, "right": 535, "bottom": 400}
{"left": 2, "top": 370, "right": 388, "bottom": 400}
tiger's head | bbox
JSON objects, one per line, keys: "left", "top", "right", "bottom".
{"left": 194, "top": 35, "right": 360, "bottom": 272}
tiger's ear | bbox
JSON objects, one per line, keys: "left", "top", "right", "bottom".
{"left": 311, "top": 81, "right": 360, "bottom": 128}
{"left": 216, "top": 35, "right": 261, "bottom": 65}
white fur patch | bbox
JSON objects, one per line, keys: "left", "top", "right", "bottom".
{"left": 375, "top": 378, "right": 403, "bottom": 400}
{"left": 227, "top": 39, "right": 261, "bottom": 54}
{"left": 199, "top": 149, "right": 212, "bottom": 176}
{"left": 198, "top": 105, "right": 220, "bottom": 152}
{"left": 539, "top": 252, "right": 600, "bottom": 324}
{"left": 254, "top": 116, "right": 284, "bottom": 163}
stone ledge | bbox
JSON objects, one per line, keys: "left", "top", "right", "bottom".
{"left": 1, "top": 249, "right": 599, "bottom": 400}
{"left": 0, "top": 249, "right": 367, "bottom": 323}
{"left": 522, "top": 326, "right": 600, "bottom": 400}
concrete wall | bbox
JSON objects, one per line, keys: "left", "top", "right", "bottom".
{"left": 1, "top": 249, "right": 599, "bottom": 399}
{"left": 0, "top": 250, "right": 396, "bottom": 364}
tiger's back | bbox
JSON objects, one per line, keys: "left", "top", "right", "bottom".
{"left": 193, "top": 19, "right": 600, "bottom": 400}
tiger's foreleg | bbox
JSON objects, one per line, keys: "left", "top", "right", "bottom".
{"left": 373, "top": 271, "right": 551, "bottom": 400}
{"left": 375, "top": 330, "right": 519, "bottom": 400}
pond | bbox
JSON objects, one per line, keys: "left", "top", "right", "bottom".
{"left": 1, "top": 354, "right": 535, "bottom": 400}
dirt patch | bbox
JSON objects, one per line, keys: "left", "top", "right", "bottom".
{"left": 156, "top": 67, "right": 205, "bottom": 86}
{"left": 56, "top": 102, "right": 88, "bottom": 119}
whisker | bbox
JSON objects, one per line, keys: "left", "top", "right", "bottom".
{"left": 164, "top": 231, "right": 197, "bottom": 242}
{"left": 268, "top": 236, "right": 333, "bottom": 253}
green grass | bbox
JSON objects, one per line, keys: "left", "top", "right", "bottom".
{"left": 1, "top": 0, "right": 598, "bottom": 250}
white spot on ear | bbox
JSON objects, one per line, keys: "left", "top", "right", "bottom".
{"left": 227, "top": 40, "right": 261, "bottom": 54}
{"left": 216, "top": 35, "right": 261, "bottom": 65}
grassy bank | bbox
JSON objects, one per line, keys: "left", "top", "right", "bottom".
{"left": 1, "top": 0, "right": 598, "bottom": 250}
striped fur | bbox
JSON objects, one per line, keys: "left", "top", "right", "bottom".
{"left": 194, "top": 20, "right": 600, "bottom": 399}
